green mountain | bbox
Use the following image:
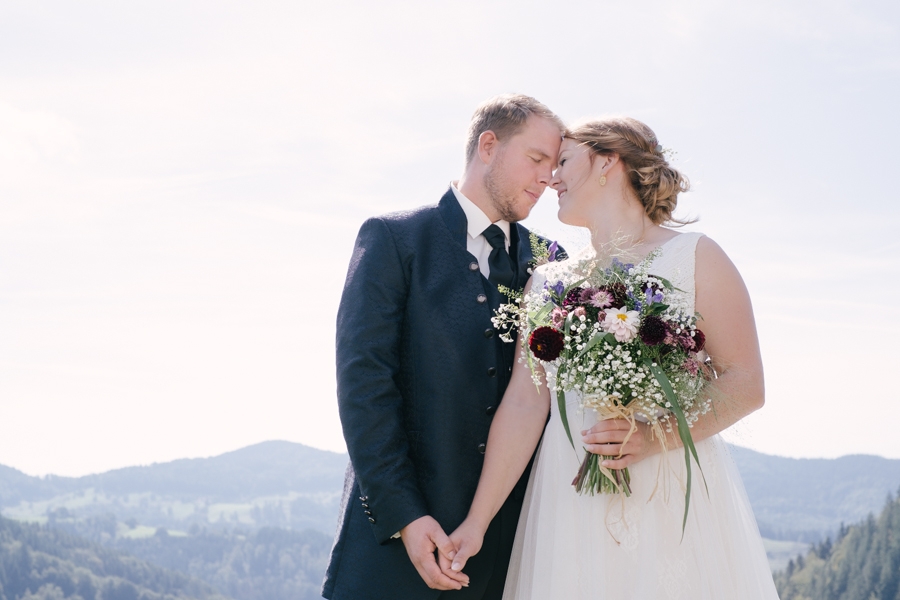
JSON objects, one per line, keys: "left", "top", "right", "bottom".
{"left": 730, "top": 446, "right": 900, "bottom": 542}
{"left": 775, "top": 493, "right": 900, "bottom": 600}
{"left": 3, "top": 440, "right": 900, "bottom": 597}
{"left": 0, "top": 515, "right": 226, "bottom": 600}
{"left": 0, "top": 442, "right": 347, "bottom": 536}
{"left": 4, "top": 441, "right": 898, "bottom": 544}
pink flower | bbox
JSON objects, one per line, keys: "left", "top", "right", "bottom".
{"left": 582, "top": 288, "right": 614, "bottom": 309}
{"left": 551, "top": 307, "right": 568, "bottom": 329}
{"left": 572, "top": 307, "right": 587, "bottom": 319}
{"left": 602, "top": 307, "right": 640, "bottom": 342}
{"left": 682, "top": 358, "right": 700, "bottom": 376}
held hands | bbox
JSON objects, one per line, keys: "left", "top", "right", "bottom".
{"left": 400, "top": 515, "right": 470, "bottom": 590}
{"left": 446, "top": 518, "right": 486, "bottom": 577}
{"left": 581, "top": 418, "right": 658, "bottom": 470}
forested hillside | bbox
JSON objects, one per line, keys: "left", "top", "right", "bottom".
{"left": 46, "top": 515, "right": 332, "bottom": 600}
{"left": 0, "top": 516, "right": 225, "bottom": 600}
{"left": 775, "top": 492, "right": 900, "bottom": 600}
{"left": 731, "top": 446, "right": 900, "bottom": 542}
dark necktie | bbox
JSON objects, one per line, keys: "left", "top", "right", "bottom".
{"left": 482, "top": 224, "right": 515, "bottom": 288}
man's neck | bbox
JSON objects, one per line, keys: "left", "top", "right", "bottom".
{"left": 456, "top": 173, "right": 501, "bottom": 223}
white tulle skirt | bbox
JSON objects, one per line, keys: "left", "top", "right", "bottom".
{"left": 502, "top": 399, "right": 780, "bottom": 600}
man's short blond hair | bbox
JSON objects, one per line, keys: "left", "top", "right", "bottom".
{"left": 465, "top": 94, "right": 564, "bottom": 164}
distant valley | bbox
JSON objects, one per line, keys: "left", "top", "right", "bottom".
{"left": 2, "top": 441, "right": 899, "bottom": 598}
{"left": 4, "top": 441, "right": 899, "bottom": 543}
{"left": 0, "top": 441, "right": 346, "bottom": 537}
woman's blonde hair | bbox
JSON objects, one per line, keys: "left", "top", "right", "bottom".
{"left": 565, "top": 117, "right": 692, "bottom": 225}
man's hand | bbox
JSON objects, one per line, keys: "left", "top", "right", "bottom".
{"left": 400, "top": 515, "right": 470, "bottom": 590}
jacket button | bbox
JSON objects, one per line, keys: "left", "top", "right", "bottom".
{"left": 359, "top": 495, "right": 369, "bottom": 502}
{"left": 487, "top": 367, "right": 496, "bottom": 377}
{"left": 486, "top": 405, "right": 496, "bottom": 415}
{"left": 368, "top": 517, "right": 376, "bottom": 524}
{"left": 364, "top": 510, "right": 372, "bottom": 516}
{"left": 477, "top": 294, "right": 487, "bottom": 304}
{"left": 477, "top": 443, "right": 487, "bottom": 454}
{"left": 361, "top": 503, "right": 369, "bottom": 508}
{"left": 484, "top": 328, "right": 494, "bottom": 338}
{"left": 469, "top": 262, "right": 479, "bottom": 271}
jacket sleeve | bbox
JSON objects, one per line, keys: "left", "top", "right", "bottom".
{"left": 335, "top": 217, "right": 429, "bottom": 544}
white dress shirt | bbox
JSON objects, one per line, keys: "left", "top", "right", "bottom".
{"left": 450, "top": 182, "right": 511, "bottom": 279}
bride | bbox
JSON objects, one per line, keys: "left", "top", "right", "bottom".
{"left": 446, "top": 117, "right": 780, "bottom": 599}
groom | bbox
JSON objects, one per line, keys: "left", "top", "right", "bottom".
{"left": 322, "top": 94, "right": 564, "bottom": 600}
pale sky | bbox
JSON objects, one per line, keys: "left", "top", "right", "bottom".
{"left": 1, "top": 0, "right": 898, "bottom": 476}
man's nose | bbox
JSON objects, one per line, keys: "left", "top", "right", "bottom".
{"left": 538, "top": 166, "right": 553, "bottom": 186}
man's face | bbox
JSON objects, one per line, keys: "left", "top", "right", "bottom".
{"left": 483, "top": 116, "right": 562, "bottom": 222}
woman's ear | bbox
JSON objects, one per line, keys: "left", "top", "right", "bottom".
{"left": 596, "top": 153, "right": 619, "bottom": 176}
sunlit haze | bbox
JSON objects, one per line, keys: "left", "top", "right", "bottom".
{"left": 1, "top": 0, "right": 898, "bottom": 476}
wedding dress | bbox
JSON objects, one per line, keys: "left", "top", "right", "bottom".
{"left": 502, "top": 233, "right": 779, "bottom": 599}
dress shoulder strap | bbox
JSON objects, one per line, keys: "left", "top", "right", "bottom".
{"left": 647, "top": 232, "right": 704, "bottom": 312}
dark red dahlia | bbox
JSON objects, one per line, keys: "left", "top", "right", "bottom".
{"left": 563, "top": 287, "right": 585, "bottom": 307}
{"left": 529, "top": 326, "right": 565, "bottom": 361}
{"left": 638, "top": 316, "right": 669, "bottom": 346}
{"left": 693, "top": 329, "right": 706, "bottom": 352}
{"left": 605, "top": 283, "right": 629, "bottom": 308}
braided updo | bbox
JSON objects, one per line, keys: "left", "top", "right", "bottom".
{"left": 565, "top": 117, "right": 692, "bottom": 225}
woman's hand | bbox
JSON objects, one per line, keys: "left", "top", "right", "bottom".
{"left": 581, "top": 418, "right": 658, "bottom": 470}
{"left": 445, "top": 518, "right": 488, "bottom": 576}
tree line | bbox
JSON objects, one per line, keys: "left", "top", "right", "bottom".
{"left": 776, "top": 490, "right": 900, "bottom": 600}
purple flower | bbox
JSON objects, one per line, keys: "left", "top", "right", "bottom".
{"left": 645, "top": 287, "right": 664, "bottom": 304}
{"left": 563, "top": 287, "right": 585, "bottom": 307}
{"left": 548, "top": 241, "right": 559, "bottom": 262}
{"left": 638, "top": 315, "right": 669, "bottom": 346}
{"left": 551, "top": 281, "right": 565, "bottom": 297}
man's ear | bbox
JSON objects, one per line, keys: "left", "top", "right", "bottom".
{"left": 477, "top": 130, "right": 500, "bottom": 165}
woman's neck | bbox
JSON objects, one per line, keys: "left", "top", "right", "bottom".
{"left": 587, "top": 202, "right": 657, "bottom": 258}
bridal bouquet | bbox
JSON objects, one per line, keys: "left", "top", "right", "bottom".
{"left": 493, "top": 248, "right": 712, "bottom": 529}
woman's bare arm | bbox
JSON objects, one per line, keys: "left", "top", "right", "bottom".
{"left": 582, "top": 236, "right": 765, "bottom": 467}
{"left": 446, "top": 280, "right": 552, "bottom": 571}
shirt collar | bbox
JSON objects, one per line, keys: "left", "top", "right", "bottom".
{"left": 450, "top": 182, "right": 511, "bottom": 243}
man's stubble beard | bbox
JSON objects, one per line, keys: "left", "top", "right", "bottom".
{"left": 483, "top": 153, "right": 525, "bottom": 223}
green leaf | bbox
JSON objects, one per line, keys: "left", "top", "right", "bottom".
{"left": 529, "top": 302, "right": 554, "bottom": 328}
{"left": 645, "top": 303, "right": 670, "bottom": 317}
{"left": 646, "top": 360, "right": 708, "bottom": 537}
{"left": 576, "top": 332, "right": 615, "bottom": 359}
{"left": 555, "top": 366, "right": 578, "bottom": 458}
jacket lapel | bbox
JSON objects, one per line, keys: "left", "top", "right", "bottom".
{"left": 512, "top": 223, "right": 534, "bottom": 290}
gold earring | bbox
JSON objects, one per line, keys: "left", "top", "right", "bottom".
{"left": 599, "top": 175, "right": 607, "bottom": 186}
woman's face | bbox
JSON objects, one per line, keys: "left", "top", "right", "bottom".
{"left": 550, "top": 138, "right": 599, "bottom": 227}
